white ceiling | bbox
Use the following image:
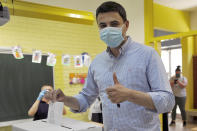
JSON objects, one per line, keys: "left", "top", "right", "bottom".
{"left": 154, "top": 0, "right": 197, "bottom": 11}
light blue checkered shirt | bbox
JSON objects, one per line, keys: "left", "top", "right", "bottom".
{"left": 72, "top": 37, "right": 175, "bottom": 131}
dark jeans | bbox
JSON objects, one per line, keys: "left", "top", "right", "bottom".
{"left": 163, "top": 113, "right": 168, "bottom": 131}
{"left": 171, "top": 96, "right": 186, "bottom": 121}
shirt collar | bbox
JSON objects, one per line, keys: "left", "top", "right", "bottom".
{"left": 106, "top": 36, "right": 132, "bottom": 58}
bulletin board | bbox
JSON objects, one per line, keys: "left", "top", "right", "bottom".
{"left": 0, "top": 53, "right": 54, "bottom": 122}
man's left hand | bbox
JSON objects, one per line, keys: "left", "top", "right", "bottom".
{"left": 106, "top": 73, "right": 129, "bottom": 104}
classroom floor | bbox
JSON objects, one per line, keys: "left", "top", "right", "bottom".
{"left": 169, "top": 116, "right": 197, "bottom": 131}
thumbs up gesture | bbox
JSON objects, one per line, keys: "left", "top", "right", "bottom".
{"left": 106, "top": 72, "right": 129, "bottom": 105}
{"left": 113, "top": 72, "right": 119, "bottom": 85}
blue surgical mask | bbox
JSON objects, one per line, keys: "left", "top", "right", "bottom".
{"left": 99, "top": 26, "right": 124, "bottom": 48}
{"left": 176, "top": 73, "right": 180, "bottom": 78}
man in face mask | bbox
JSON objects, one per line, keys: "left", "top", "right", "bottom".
{"left": 169, "top": 66, "right": 188, "bottom": 127}
{"left": 48, "top": 1, "right": 175, "bottom": 131}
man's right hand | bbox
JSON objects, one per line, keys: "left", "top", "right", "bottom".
{"left": 45, "top": 88, "right": 80, "bottom": 110}
{"left": 54, "top": 89, "right": 66, "bottom": 102}
{"left": 45, "top": 89, "right": 66, "bottom": 102}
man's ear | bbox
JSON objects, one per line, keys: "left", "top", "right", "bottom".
{"left": 122, "top": 20, "right": 129, "bottom": 38}
{"left": 125, "top": 20, "right": 129, "bottom": 31}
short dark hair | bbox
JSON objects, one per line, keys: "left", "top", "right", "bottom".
{"left": 175, "top": 66, "right": 181, "bottom": 72}
{"left": 41, "top": 85, "right": 53, "bottom": 90}
{"left": 96, "top": 1, "right": 127, "bottom": 22}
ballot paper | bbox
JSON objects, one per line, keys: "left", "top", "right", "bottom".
{"left": 47, "top": 102, "right": 64, "bottom": 125}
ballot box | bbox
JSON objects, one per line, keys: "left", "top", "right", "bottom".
{"left": 12, "top": 117, "right": 102, "bottom": 131}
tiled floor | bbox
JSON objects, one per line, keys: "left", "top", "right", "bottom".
{"left": 169, "top": 117, "right": 197, "bottom": 131}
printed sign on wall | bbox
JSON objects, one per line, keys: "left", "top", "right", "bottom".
{"left": 47, "top": 53, "right": 56, "bottom": 66}
{"left": 12, "top": 46, "right": 24, "bottom": 59}
{"left": 62, "top": 55, "right": 70, "bottom": 66}
{"left": 32, "top": 50, "right": 42, "bottom": 63}
{"left": 74, "top": 55, "right": 82, "bottom": 68}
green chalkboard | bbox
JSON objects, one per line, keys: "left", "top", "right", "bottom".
{"left": 0, "top": 54, "right": 54, "bottom": 122}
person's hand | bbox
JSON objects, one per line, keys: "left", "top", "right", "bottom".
{"left": 54, "top": 89, "right": 66, "bottom": 102}
{"left": 177, "top": 79, "right": 181, "bottom": 84}
{"left": 177, "top": 79, "right": 185, "bottom": 88}
{"left": 44, "top": 89, "right": 66, "bottom": 102}
{"left": 37, "top": 90, "right": 47, "bottom": 101}
{"left": 106, "top": 72, "right": 129, "bottom": 104}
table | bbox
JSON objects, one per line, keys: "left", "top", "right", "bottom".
{"left": 12, "top": 117, "right": 102, "bottom": 131}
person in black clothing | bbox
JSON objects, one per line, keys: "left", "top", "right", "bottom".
{"left": 28, "top": 85, "right": 66, "bottom": 120}
{"left": 89, "top": 97, "right": 103, "bottom": 124}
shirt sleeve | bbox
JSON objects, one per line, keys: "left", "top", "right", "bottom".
{"left": 70, "top": 65, "right": 99, "bottom": 113}
{"left": 147, "top": 49, "right": 175, "bottom": 114}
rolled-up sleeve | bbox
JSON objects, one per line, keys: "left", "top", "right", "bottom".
{"left": 70, "top": 65, "right": 99, "bottom": 113}
{"left": 147, "top": 49, "right": 175, "bottom": 114}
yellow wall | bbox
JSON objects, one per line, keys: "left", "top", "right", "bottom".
{"left": 181, "top": 37, "right": 195, "bottom": 109}
{"left": 0, "top": 15, "right": 106, "bottom": 121}
{"left": 152, "top": 2, "right": 197, "bottom": 110}
{"left": 154, "top": 3, "right": 190, "bottom": 32}
{"left": 146, "top": 2, "right": 195, "bottom": 128}
{"left": 15, "top": 0, "right": 145, "bottom": 43}
{"left": 144, "top": 0, "right": 154, "bottom": 45}
{"left": 191, "top": 11, "right": 197, "bottom": 30}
